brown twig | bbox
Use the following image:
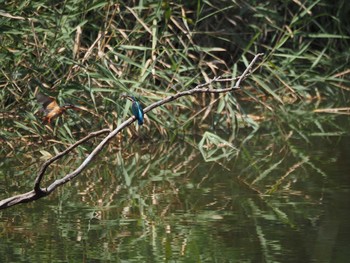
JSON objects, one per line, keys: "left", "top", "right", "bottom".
{"left": 0, "top": 53, "right": 264, "bottom": 209}
{"left": 34, "top": 128, "right": 111, "bottom": 193}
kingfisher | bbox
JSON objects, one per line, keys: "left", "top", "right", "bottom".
{"left": 120, "top": 94, "right": 144, "bottom": 125}
{"left": 36, "top": 93, "right": 79, "bottom": 124}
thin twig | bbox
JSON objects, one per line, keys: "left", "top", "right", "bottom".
{"left": 34, "top": 128, "right": 111, "bottom": 193}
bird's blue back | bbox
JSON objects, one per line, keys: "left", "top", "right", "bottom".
{"left": 131, "top": 100, "right": 144, "bottom": 125}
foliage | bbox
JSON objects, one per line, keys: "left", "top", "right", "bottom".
{"left": 0, "top": 0, "right": 349, "bottom": 197}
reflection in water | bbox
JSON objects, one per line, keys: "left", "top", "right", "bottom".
{"left": 0, "top": 137, "right": 350, "bottom": 262}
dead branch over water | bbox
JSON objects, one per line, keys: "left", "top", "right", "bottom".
{"left": 0, "top": 53, "right": 263, "bottom": 210}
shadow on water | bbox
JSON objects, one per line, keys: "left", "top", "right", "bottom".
{"left": 0, "top": 134, "right": 350, "bottom": 262}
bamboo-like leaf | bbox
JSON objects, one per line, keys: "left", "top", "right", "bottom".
{"left": 198, "top": 132, "right": 238, "bottom": 162}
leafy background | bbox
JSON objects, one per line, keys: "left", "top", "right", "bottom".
{"left": 1, "top": 0, "right": 349, "bottom": 196}
{"left": 0, "top": 1, "right": 350, "bottom": 260}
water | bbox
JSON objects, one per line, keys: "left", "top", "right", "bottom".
{"left": 1, "top": 136, "right": 350, "bottom": 262}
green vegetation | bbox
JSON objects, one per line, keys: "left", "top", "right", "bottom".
{"left": 0, "top": 3, "right": 350, "bottom": 260}
{"left": 1, "top": 0, "right": 349, "bottom": 196}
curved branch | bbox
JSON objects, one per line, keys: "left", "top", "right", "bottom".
{"left": 34, "top": 128, "right": 111, "bottom": 193}
{"left": 0, "top": 53, "right": 264, "bottom": 210}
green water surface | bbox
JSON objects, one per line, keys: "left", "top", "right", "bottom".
{"left": 1, "top": 135, "right": 350, "bottom": 262}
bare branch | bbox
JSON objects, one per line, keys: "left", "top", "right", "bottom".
{"left": 0, "top": 53, "right": 264, "bottom": 210}
{"left": 34, "top": 128, "right": 111, "bottom": 193}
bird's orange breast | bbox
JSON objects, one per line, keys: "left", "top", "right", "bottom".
{"left": 43, "top": 102, "right": 64, "bottom": 123}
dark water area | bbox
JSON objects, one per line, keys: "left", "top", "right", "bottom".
{"left": 1, "top": 135, "right": 350, "bottom": 262}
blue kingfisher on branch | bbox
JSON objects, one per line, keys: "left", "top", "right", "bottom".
{"left": 120, "top": 94, "right": 144, "bottom": 125}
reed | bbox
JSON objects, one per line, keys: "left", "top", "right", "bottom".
{"left": 0, "top": 0, "right": 349, "bottom": 153}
